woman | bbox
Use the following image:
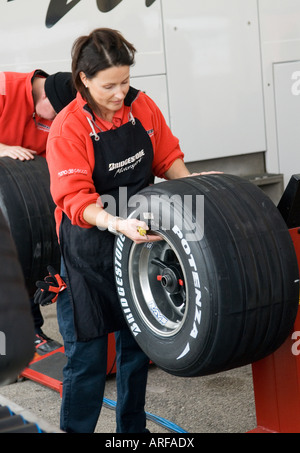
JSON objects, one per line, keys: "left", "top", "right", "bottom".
{"left": 46, "top": 28, "right": 207, "bottom": 433}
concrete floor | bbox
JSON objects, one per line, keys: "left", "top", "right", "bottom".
{"left": 0, "top": 304, "right": 258, "bottom": 434}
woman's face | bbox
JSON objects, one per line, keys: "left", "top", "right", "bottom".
{"left": 81, "top": 66, "right": 130, "bottom": 119}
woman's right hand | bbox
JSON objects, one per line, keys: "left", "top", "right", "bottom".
{"left": 85, "top": 205, "right": 161, "bottom": 242}
{"left": 117, "top": 217, "right": 161, "bottom": 243}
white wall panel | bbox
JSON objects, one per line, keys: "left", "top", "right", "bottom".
{"left": 258, "top": 0, "right": 300, "bottom": 175}
{"left": 131, "top": 74, "right": 170, "bottom": 124}
{"left": 273, "top": 61, "right": 300, "bottom": 187}
{"left": 161, "top": 0, "right": 266, "bottom": 162}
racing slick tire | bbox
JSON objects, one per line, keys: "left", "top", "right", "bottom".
{"left": 114, "top": 174, "right": 299, "bottom": 377}
{"left": 0, "top": 207, "right": 35, "bottom": 384}
{"left": 0, "top": 156, "right": 60, "bottom": 296}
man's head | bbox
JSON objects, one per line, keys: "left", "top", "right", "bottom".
{"left": 33, "top": 71, "right": 76, "bottom": 120}
{"left": 45, "top": 72, "right": 76, "bottom": 114}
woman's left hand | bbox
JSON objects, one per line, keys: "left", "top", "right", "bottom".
{"left": 186, "top": 171, "right": 223, "bottom": 177}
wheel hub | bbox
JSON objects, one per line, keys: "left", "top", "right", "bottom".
{"left": 128, "top": 237, "right": 188, "bottom": 337}
{"left": 158, "top": 266, "right": 183, "bottom": 294}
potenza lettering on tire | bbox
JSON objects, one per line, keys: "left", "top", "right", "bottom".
{"left": 172, "top": 225, "right": 202, "bottom": 358}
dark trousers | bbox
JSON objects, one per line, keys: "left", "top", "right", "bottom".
{"left": 30, "top": 297, "right": 44, "bottom": 333}
{"left": 57, "top": 266, "right": 149, "bottom": 433}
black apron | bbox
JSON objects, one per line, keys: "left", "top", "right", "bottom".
{"left": 59, "top": 88, "right": 154, "bottom": 341}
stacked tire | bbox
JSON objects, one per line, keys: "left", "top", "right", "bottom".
{"left": 0, "top": 156, "right": 60, "bottom": 383}
{"left": 114, "top": 174, "right": 299, "bottom": 377}
{"left": 0, "top": 157, "right": 60, "bottom": 296}
{"left": 0, "top": 207, "right": 34, "bottom": 384}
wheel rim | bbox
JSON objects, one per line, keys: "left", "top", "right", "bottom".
{"left": 128, "top": 233, "right": 188, "bottom": 337}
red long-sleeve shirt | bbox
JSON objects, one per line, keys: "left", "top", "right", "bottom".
{"left": 0, "top": 70, "right": 52, "bottom": 156}
{"left": 46, "top": 90, "right": 184, "bottom": 237}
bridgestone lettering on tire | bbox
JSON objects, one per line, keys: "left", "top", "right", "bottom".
{"left": 114, "top": 174, "right": 299, "bottom": 377}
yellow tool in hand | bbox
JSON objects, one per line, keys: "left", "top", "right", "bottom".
{"left": 137, "top": 226, "right": 147, "bottom": 236}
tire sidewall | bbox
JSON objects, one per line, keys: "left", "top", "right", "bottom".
{"left": 114, "top": 196, "right": 216, "bottom": 373}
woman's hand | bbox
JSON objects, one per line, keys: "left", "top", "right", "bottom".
{"left": 186, "top": 171, "right": 223, "bottom": 177}
{"left": 164, "top": 159, "right": 222, "bottom": 180}
{"left": 116, "top": 217, "right": 161, "bottom": 244}
{"left": 83, "top": 205, "right": 160, "bottom": 243}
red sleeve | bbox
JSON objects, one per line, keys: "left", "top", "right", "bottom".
{"left": 0, "top": 95, "right": 4, "bottom": 118}
{"left": 135, "top": 93, "right": 184, "bottom": 178}
{"left": 0, "top": 72, "right": 5, "bottom": 117}
{"left": 46, "top": 116, "right": 99, "bottom": 230}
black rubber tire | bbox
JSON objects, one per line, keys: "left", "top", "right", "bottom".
{"left": 114, "top": 174, "right": 299, "bottom": 377}
{"left": 0, "top": 208, "right": 35, "bottom": 384}
{"left": 0, "top": 157, "right": 60, "bottom": 296}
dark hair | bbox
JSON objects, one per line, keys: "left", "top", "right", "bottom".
{"left": 71, "top": 28, "right": 136, "bottom": 111}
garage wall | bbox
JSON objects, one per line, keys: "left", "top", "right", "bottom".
{"left": 258, "top": 0, "right": 300, "bottom": 183}
{"left": 1, "top": 0, "right": 300, "bottom": 186}
{"left": 161, "top": 0, "right": 266, "bottom": 163}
